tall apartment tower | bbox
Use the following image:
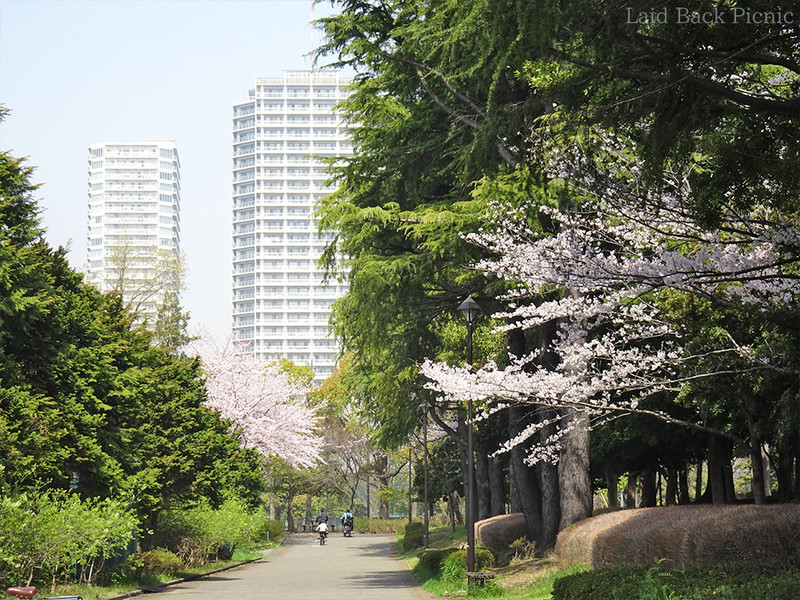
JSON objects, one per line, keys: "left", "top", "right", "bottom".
{"left": 231, "top": 71, "right": 351, "bottom": 383}
{"left": 86, "top": 140, "right": 181, "bottom": 325}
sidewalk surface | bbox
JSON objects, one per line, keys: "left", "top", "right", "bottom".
{"left": 145, "top": 533, "right": 434, "bottom": 600}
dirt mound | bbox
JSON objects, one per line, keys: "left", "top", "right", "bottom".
{"left": 555, "top": 504, "right": 800, "bottom": 572}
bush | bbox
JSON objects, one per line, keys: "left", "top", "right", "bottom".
{"left": 551, "top": 564, "right": 800, "bottom": 600}
{"left": 0, "top": 490, "right": 137, "bottom": 587}
{"left": 442, "top": 548, "right": 496, "bottom": 582}
{"left": 403, "top": 529, "right": 425, "bottom": 552}
{"left": 156, "top": 498, "right": 264, "bottom": 566}
{"left": 406, "top": 521, "right": 424, "bottom": 535}
{"left": 356, "top": 518, "right": 404, "bottom": 533}
{"left": 253, "top": 519, "right": 284, "bottom": 544}
{"left": 418, "top": 548, "right": 458, "bottom": 572}
{"left": 124, "top": 549, "right": 184, "bottom": 577}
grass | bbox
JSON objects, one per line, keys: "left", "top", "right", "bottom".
{"left": 397, "top": 523, "right": 587, "bottom": 600}
{"left": 33, "top": 546, "right": 275, "bottom": 600}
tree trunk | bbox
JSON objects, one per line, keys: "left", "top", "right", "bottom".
{"left": 708, "top": 434, "right": 735, "bottom": 504}
{"left": 286, "top": 491, "right": 295, "bottom": 532}
{"left": 743, "top": 409, "right": 767, "bottom": 504}
{"left": 475, "top": 444, "right": 491, "bottom": 521}
{"left": 748, "top": 440, "right": 766, "bottom": 504}
{"left": 366, "top": 476, "right": 371, "bottom": 518}
{"left": 506, "top": 327, "right": 554, "bottom": 546}
{"left": 508, "top": 403, "right": 542, "bottom": 543}
{"left": 539, "top": 459, "right": 560, "bottom": 550}
{"left": 625, "top": 473, "right": 637, "bottom": 508}
{"left": 762, "top": 448, "right": 773, "bottom": 499}
{"left": 456, "top": 405, "right": 472, "bottom": 517}
{"left": 305, "top": 494, "right": 313, "bottom": 528}
{"left": 695, "top": 461, "right": 705, "bottom": 502}
{"left": 665, "top": 469, "right": 678, "bottom": 505}
{"left": 488, "top": 455, "right": 506, "bottom": 517}
{"left": 377, "top": 454, "right": 391, "bottom": 519}
{"left": 605, "top": 469, "right": 619, "bottom": 509}
{"left": 776, "top": 450, "right": 793, "bottom": 501}
{"left": 559, "top": 407, "right": 592, "bottom": 529}
{"left": 640, "top": 468, "right": 657, "bottom": 507}
{"left": 678, "top": 466, "right": 691, "bottom": 504}
{"left": 448, "top": 490, "right": 463, "bottom": 526}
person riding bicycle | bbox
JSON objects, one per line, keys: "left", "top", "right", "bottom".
{"left": 341, "top": 509, "right": 354, "bottom": 528}
{"left": 317, "top": 521, "right": 328, "bottom": 544}
{"left": 315, "top": 508, "right": 329, "bottom": 525}
{"left": 340, "top": 509, "right": 354, "bottom": 536}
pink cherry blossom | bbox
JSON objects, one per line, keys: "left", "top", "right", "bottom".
{"left": 199, "top": 339, "right": 322, "bottom": 467}
{"left": 421, "top": 138, "right": 798, "bottom": 464}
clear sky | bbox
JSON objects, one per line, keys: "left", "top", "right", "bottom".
{"left": 0, "top": 0, "right": 340, "bottom": 343}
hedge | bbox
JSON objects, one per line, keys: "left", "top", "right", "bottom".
{"left": 552, "top": 564, "right": 800, "bottom": 600}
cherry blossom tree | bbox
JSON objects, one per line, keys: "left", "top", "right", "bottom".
{"left": 199, "top": 340, "right": 322, "bottom": 468}
{"left": 421, "top": 140, "right": 799, "bottom": 475}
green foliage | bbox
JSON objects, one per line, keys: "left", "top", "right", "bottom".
{"left": 402, "top": 521, "right": 425, "bottom": 551}
{"left": 418, "top": 548, "right": 458, "bottom": 572}
{"left": 509, "top": 537, "right": 536, "bottom": 561}
{"left": 406, "top": 521, "right": 424, "bottom": 535}
{"left": 154, "top": 498, "right": 265, "bottom": 567}
{"left": 252, "top": 519, "right": 284, "bottom": 544}
{"left": 152, "top": 291, "right": 198, "bottom": 355}
{"left": 0, "top": 120, "right": 267, "bottom": 526}
{"left": 551, "top": 565, "right": 800, "bottom": 600}
{"left": 442, "top": 548, "right": 496, "bottom": 583}
{"left": 123, "top": 549, "right": 183, "bottom": 577}
{"left": 313, "top": 0, "right": 535, "bottom": 449}
{"left": 354, "top": 517, "right": 403, "bottom": 534}
{"left": 0, "top": 490, "right": 137, "bottom": 587}
{"left": 468, "top": 578, "right": 504, "bottom": 597}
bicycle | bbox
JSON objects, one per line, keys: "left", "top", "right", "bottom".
{"left": 342, "top": 517, "right": 354, "bottom": 537}
{"left": 5, "top": 588, "right": 82, "bottom": 600}
{"left": 318, "top": 528, "right": 328, "bottom": 545}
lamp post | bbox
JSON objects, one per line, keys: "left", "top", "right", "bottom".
{"left": 457, "top": 295, "right": 480, "bottom": 577}
{"left": 419, "top": 399, "right": 430, "bottom": 549}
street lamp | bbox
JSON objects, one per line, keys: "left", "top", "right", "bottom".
{"left": 457, "top": 295, "right": 480, "bottom": 578}
{"left": 419, "top": 399, "right": 430, "bottom": 549}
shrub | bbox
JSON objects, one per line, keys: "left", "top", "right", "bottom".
{"left": 405, "top": 521, "right": 424, "bottom": 535}
{"left": 551, "top": 564, "right": 800, "bottom": 600}
{"left": 442, "top": 548, "right": 496, "bottom": 582}
{"left": 402, "top": 525, "right": 425, "bottom": 551}
{"left": 418, "top": 548, "right": 458, "bottom": 572}
{"left": 509, "top": 537, "right": 536, "bottom": 560}
{"left": 357, "top": 518, "right": 404, "bottom": 533}
{"left": 402, "top": 521, "right": 425, "bottom": 550}
{"left": 156, "top": 498, "right": 263, "bottom": 566}
{"left": 253, "top": 518, "right": 284, "bottom": 544}
{"left": 124, "top": 549, "right": 184, "bottom": 577}
{"left": 0, "top": 490, "right": 137, "bottom": 587}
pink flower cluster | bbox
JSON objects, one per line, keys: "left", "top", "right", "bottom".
{"left": 200, "top": 340, "right": 323, "bottom": 467}
{"left": 421, "top": 145, "right": 798, "bottom": 463}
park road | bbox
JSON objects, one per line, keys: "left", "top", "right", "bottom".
{"left": 144, "top": 533, "right": 434, "bottom": 600}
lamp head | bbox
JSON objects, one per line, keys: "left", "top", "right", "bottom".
{"left": 457, "top": 295, "right": 481, "bottom": 327}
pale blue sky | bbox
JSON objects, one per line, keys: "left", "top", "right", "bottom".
{"left": 0, "top": 0, "right": 341, "bottom": 343}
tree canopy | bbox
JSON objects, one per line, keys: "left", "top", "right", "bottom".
{"left": 0, "top": 113, "right": 267, "bottom": 538}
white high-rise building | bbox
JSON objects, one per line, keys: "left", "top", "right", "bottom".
{"left": 231, "top": 71, "right": 351, "bottom": 383}
{"left": 86, "top": 140, "right": 181, "bottom": 325}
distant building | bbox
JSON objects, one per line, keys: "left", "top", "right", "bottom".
{"left": 86, "top": 140, "right": 182, "bottom": 325}
{"left": 231, "top": 71, "right": 351, "bottom": 384}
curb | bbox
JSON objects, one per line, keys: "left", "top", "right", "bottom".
{"left": 104, "top": 537, "right": 289, "bottom": 600}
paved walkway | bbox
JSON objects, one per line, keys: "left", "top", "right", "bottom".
{"left": 146, "top": 534, "right": 434, "bottom": 600}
